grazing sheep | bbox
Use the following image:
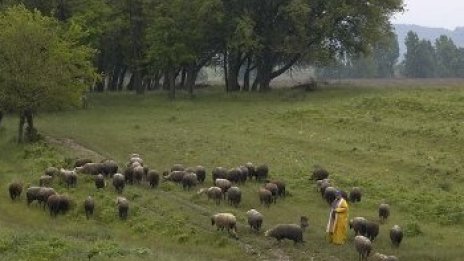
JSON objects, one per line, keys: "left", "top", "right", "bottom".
{"left": 198, "top": 187, "right": 222, "bottom": 205}
{"left": 354, "top": 235, "right": 372, "bottom": 261}
{"left": 37, "top": 187, "right": 57, "bottom": 208}
{"left": 227, "top": 186, "right": 241, "bottom": 207}
{"left": 390, "top": 225, "right": 403, "bottom": 248}
{"left": 215, "top": 178, "right": 232, "bottom": 197}
{"left": 123, "top": 167, "right": 134, "bottom": 184}
{"left": 386, "top": 256, "right": 399, "bottom": 261}
{"left": 163, "top": 171, "right": 186, "bottom": 183}
{"left": 316, "top": 178, "right": 331, "bottom": 192}
{"left": 182, "top": 172, "right": 199, "bottom": 190}
{"left": 211, "top": 213, "right": 238, "bottom": 239}
{"left": 259, "top": 188, "right": 273, "bottom": 207}
{"left": 100, "top": 159, "right": 118, "bottom": 177}
{"left": 212, "top": 167, "right": 227, "bottom": 182}
{"left": 74, "top": 158, "right": 92, "bottom": 168}
{"left": 47, "top": 194, "right": 71, "bottom": 216}
{"left": 147, "top": 170, "right": 160, "bottom": 188}
{"left": 129, "top": 157, "right": 143, "bottom": 166}
{"left": 340, "top": 190, "right": 348, "bottom": 201}
{"left": 349, "top": 187, "right": 362, "bottom": 203}
{"left": 63, "top": 171, "right": 77, "bottom": 189}
{"left": 195, "top": 165, "right": 206, "bottom": 183}
{"left": 44, "top": 167, "right": 60, "bottom": 177}
{"left": 246, "top": 209, "right": 263, "bottom": 232}
{"left": 95, "top": 174, "right": 105, "bottom": 189}
{"left": 265, "top": 224, "right": 304, "bottom": 244}
{"left": 238, "top": 166, "right": 248, "bottom": 183}
{"left": 266, "top": 180, "right": 286, "bottom": 197}
{"left": 26, "top": 186, "right": 42, "bottom": 205}
{"left": 226, "top": 168, "right": 241, "bottom": 183}
{"left": 300, "top": 216, "right": 309, "bottom": 231}
{"left": 116, "top": 196, "right": 129, "bottom": 220}
{"left": 39, "top": 175, "right": 53, "bottom": 187}
{"left": 371, "top": 253, "right": 399, "bottom": 261}
{"left": 245, "top": 162, "right": 256, "bottom": 180}
{"left": 75, "top": 163, "right": 103, "bottom": 175}
{"left": 324, "top": 186, "right": 337, "bottom": 205}
{"left": 379, "top": 203, "right": 390, "bottom": 223}
{"left": 311, "top": 168, "right": 329, "bottom": 180}
{"left": 133, "top": 166, "right": 144, "bottom": 184}
{"left": 84, "top": 196, "right": 94, "bottom": 219}
{"left": 143, "top": 166, "right": 149, "bottom": 180}
{"left": 171, "top": 164, "right": 184, "bottom": 172}
{"left": 365, "top": 220, "right": 380, "bottom": 241}
{"left": 320, "top": 180, "right": 331, "bottom": 197}
{"left": 350, "top": 217, "right": 368, "bottom": 236}
{"left": 255, "top": 164, "right": 269, "bottom": 181}
{"left": 112, "top": 173, "right": 125, "bottom": 194}
{"left": 8, "top": 182, "right": 23, "bottom": 200}
{"left": 264, "top": 183, "right": 279, "bottom": 203}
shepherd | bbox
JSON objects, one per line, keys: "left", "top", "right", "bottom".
{"left": 326, "top": 190, "right": 349, "bottom": 245}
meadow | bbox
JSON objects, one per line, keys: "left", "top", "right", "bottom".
{"left": 1, "top": 83, "right": 464, "bottom": 260}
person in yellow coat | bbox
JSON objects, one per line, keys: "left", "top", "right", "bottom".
{"left": 326, "top": 190, "right": 349, "bottom": 245}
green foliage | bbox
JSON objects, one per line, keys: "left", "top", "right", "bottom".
{"left": 0, "top": 5, "right": 96, "bottom": 113}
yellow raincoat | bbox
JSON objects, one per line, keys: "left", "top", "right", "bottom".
{"left": 326, "top": 197, "right": 349, "bottom": 245}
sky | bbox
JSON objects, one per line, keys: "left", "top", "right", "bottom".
{"left": 391, "top": 0, "right": 464, "bottom": 29}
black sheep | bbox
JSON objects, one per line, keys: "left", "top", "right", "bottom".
{"left": 311, "top": 168, "right": 329, "bottom": 180}
{"left": 365, "top": 220, "right": 379, "bottom": 241}
{"left": 8, "top": 182, "right": 23, "bottom": 200}
{"left": 265, "top": 224, "right": 304, "bottom": 244}
{"left": 349, "top": 187, "right": 362, "bottom": 203}
{"left": 255, "top": 164, "right": 269, "bottom": 181}
{"left": 47, "top": 194, "right": 71, "bottom": 217}
{"left": 195, "top": 165, "right": 206, "bottom": 183}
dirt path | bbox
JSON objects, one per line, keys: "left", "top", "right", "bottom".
{"left": 45, "top": 136, "right": 291, "bottom": 261}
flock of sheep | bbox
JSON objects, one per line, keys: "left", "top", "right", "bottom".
{"left": 7, "top": 154, "right": 403, "bottom": 260}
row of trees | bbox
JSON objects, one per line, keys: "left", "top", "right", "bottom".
{"left": 403, "top": 32, "right": 464, "bottom": 78}
{"left": 1, "top": 0, "right": 403, "bottom": 96}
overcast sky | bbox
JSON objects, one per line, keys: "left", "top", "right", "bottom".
{"left": 392, "top": 0, "right": 464, "bottom": 29}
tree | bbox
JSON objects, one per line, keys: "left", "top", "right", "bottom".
{"left": 0, "top": 5, "right": 96, "bottom": 142}
{"left": 435, "top": 35, "right": 459, "bottom": 77}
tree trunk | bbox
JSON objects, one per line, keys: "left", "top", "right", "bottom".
{"left": 117, "top": 66, "right": 127, "bottom": 91}
{"left": 130, "top": 0, "right": 144, "bottom": 95}
{"left": 0, "top": 111, "right": 3, "bottom": 128}
{"left": 18, "top": 111, "right": 26, "bottom": 143}
{"left": 223, "top": 51, "right": 229, "bottom": 92}
{"left": 168, "top": 67, "right": 176, "bottom": 100}
{"left": 243, "top": 56, "right": 253, "bottom": 92}
{"left": 227, "top": 51, "right": 242, "bottom": 92}
{"left": 186, "top": 64, "right": 199, "bottom": 98}
{"left": 180, "top": 68, "right": 187, "bottom": 89}
{"left": 162, "top": 70, "right": 169, "bottom": 90}
{"left": 153, "top": 72, "right": 161, "bottom": 90}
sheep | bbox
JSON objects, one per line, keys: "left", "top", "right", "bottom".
{"left": 265, "top": 224, "right": 304, "bottom": 244}
{"left": 227, "top": 168, "right": 241, "bottom": 183}
{"left": 311, "top": 167, "right": 329, "bottom": 180}
{"left": 74, "top": 158, "right": 92, "bottom": 168}
{"left": 350, "top": 217, "right": 367, "bottom": 236}
{"left": 84, "top": 196, "right": 94, "bottom": 219}
{"left": 44, "top": 167, "right": 60, "bottom": 177}
{"left": 390, "top": 225, "right": 403, "bottom": 248}
{"left": 143, "top": 166, "right": 149, "bottom": 180}
{"left": 227, "top": 186, "right": 241, "bottom": 207}
{"left": 386, "top": 256, "right": 399, "bottom": 261}
{"left": 365, "top": 220, "right": 380, "bottom": 241}
{"left": 198, "top": 187, "right": 222, "bottom": 205}
{"left": 112, "top": 173, "right": 125, "bottom": 194}
{"left": 195, "top": 165, "right": 206, "bottom": 183}
{"left": 266, "top": 180, "right": 286, "bottom": 197}
{"left": 95, "top": 174, "right": 105, "bottom": 189}
{"left": 238, "top": 166, "right": 248, "bottom": 183}
{"left": 349, "top": 187, "right": 362, "bottom": 203}
{"left": 316, "top": 178, "right": 331, "bottom": 192}
{"left": 26, "top": 186, "right": 42, "bottom": 205}
{"left": 47, "top": 194, "right": 71, "bottom": 216}
{"left": 300, "top": 216, "right": 309, "bottom": 231}
{"left": 147, "top": 170, "right": 160, "bottom": 188}
{"left": 371, "top": 253, "right": 399, "bottom": 261}
{"left": 259, "top": 188, "right": 273, "bottom": 207}
{"left": 255, "top": 164, "right": 269, "bottom": 181}
{"left": 212, "top": 167, "right": 227, "bottom": 182}
{"left": 75, "top": 163, "right": 103, "bottom": 175}
{"left": 215, "top": 178, "right": 232, "bottom": 197}
{"left": 63, "top": 170, "right": 77, "bottom": 189}
{"left": 182, "top": 172, "right": 199, "bottom": 190}
{"left": 133, "top": 166, "right": 144, "bottom": 184}
{"left": 123, "top": 167, "right": 134, "bottom": 184}
{"left": 129, "top": 157, "right": 143, "bottom": 166}
{"left": 171, "top": 163, "right": 184, "bottom": 172}
{"left": 379, "top": 203, "right": 390, "bottom": 223}
{"left": 116, "top": 196, "right": 129, "bottom": 220}
{"left": 246, "top": 209, "right": 263, "bottom": 232}
{"left": 245, "top": 162, "right": 256, "bottom": 180}
{"left": 163, "top": 171, "right": 186, "bottom": 183}
{"left": 8, "top": 182, "right": 23, "bottom": 200}
{"left": 211, "top": 213, "right": 238, "bottom": 239}
{"left": 100, "top": 159, "right": 118, "bottom": 177}
{"left": 39, "top": 175, "right": 53, "bottom": 187}
{"left": 323, "top": 186, "right": 337, "bottom": 205}
{"left": 340, "top": 190, "right": 348, "bottom": 201}
{"left": 264, "top": 183, "right": 279, "bottom": 203}
{"left": 354, "top": 235, "right": 372, "bottom": 261}
{"left": 37, "top": 187, "right": 57, "bottom": 208}
{"left": 320, "top": 180, "right": 331, "bottom": 197}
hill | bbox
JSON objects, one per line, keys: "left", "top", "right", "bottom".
{"left": 394, "top": 24, "right": 464, "bottom": 60}
{"left": 1, "top": 84, "right": 464, "bottom": 260}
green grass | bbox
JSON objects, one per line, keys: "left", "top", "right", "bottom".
{"left": 1, "top": 85, "right": 464, "bottom": 260}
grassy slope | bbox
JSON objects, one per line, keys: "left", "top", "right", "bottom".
{"left": 1, "top": 85, "right": 464, "bottom": 260}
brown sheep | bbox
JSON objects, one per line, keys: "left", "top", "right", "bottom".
{"left": 212, "top": 167, "right": 227, "bottom": 182}
{"left": 116, "top": 196, "right": 129, "bottom": 220}
{"left": 37, "top": 187, "right": 57, "bottom": 208}
{"left": 245, "top": 162, "right": 256, "bottom": 180}
{"left": 195, "top": 165, "right": 206, "bottom": 183}
{"left": 84, "top": 196, "right": 94, "bottom": 219}
{"left": 74, "top": 158, "right": 92, "bottom": 168}
{"left": 8, "top": 182, "right": 23, "bottom": 200}
{"left": 47, "top": 194, "right": 71, "bottom": 217}
{"left": 255, "top": 164, "right": 269, "bottom": 181}
{"left": 259, "top": 188, "right": 273, "bottom": 207}
{"left": 266, "top": 180, "right": 286, "bottom": 197}
{"left": 390, "top": 225, "right": 403, "bottom": 248}
{"left": 246, "top": 209, "right": 263, "bottom": 232}
{"left": 215, "top": 178, "right": 232, "bottom": 198}
{"left": 264, "top": 183, "right": 278, "bottom": 203}
{"left": 226, "top": 168, "right": 241, "bottom": 183}
{"left": 39, "top": 175, "right": 53, "bottom": 187}
{"left": 379, "top": 203, "right": 390, "bottom": 223}
{"left": 95, "top": 174, "right": 105, "bottom": 189}
{"left": 44, "top": 167, "right": 60, "bottom": 177}
{"left": 100, "top": 159, "right": 118, "bottom": 177}
{"left": 227, "top": 186, "right": 241, "bottom": 207}
{"left": 365, "top": 220, "right": 380, "bottom": 241}
{"left": 182, "top": 172, "right": 199, "bottom": 190}
{"left": 354, "top": 235, "right": 372, "bottom": 261}
{"left": 171, "top": 164, "right": 184, "bottom": 172}
{"left": 238, "top": 166, "right": 248, "bottom": 184}
{"left": 311, "top": 167, "right": 329, "bottom": 180}
{"left": 123, "top": 167, "right": 134, "bottom": 184}
{"left": 265, "top": 224, "right": 304, "bottom": 244}
{"left": 163, "top": 171, "right": 186, "bottom": 183}
{"left": 147, "top": 170, "right": 160, "bottom": 188}
{"left": 75, "top": 163, "right": 103, "bottom": 175}
{"left": 350, "top": 217, "right": 368, "bottom": 236}
{"left": 349, "top": 187, "right": 362, "bottom": 203}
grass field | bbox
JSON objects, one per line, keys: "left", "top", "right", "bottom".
{"left": 1, "top": 84, "right": 464, "bottom": 260}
